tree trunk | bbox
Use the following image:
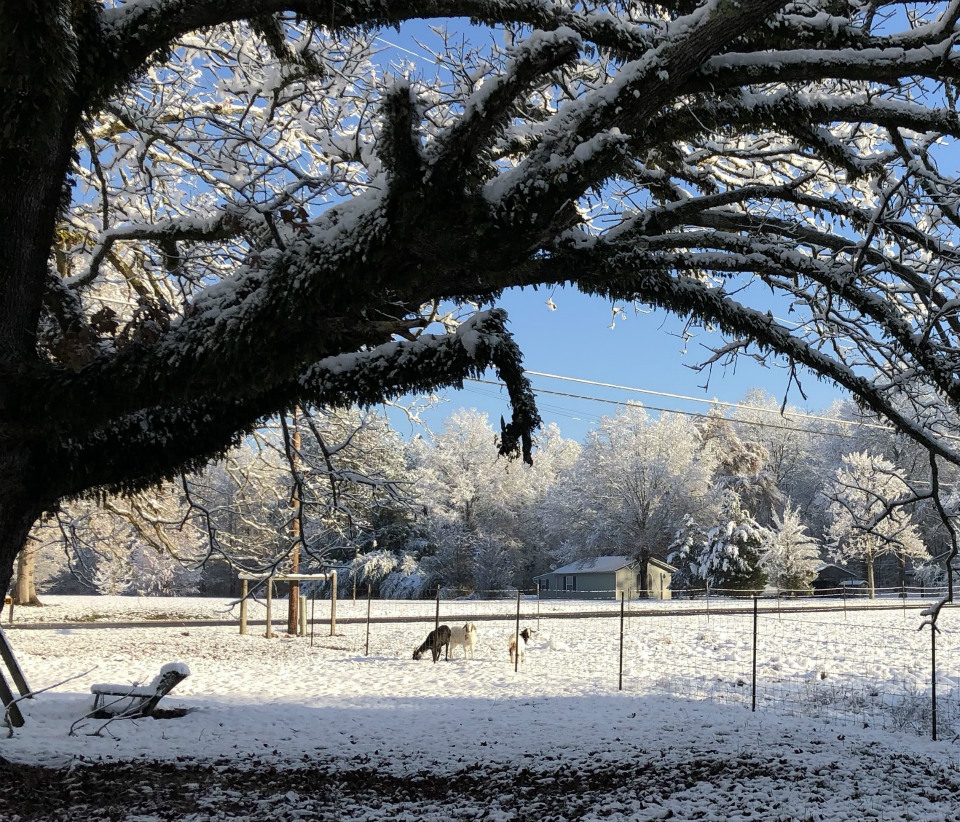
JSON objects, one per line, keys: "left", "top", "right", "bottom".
{"left": 0, "top": 461, "right": 44, "bottom": 602}
{"left": 866, "top": 557, "right": 876, "bottom": 600}
{"left": 14, "top": 544, "right": 41, "bottom": 606}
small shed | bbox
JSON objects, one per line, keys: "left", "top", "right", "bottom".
{"left": 534, "top": 556, "right": 676, "bottom": 600}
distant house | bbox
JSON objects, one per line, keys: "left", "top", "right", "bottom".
{"left": 533, "top": 555, "right": 676, "bottom": 600}
{"left": 812, "top": 562, "right": 866, "bottom": 595}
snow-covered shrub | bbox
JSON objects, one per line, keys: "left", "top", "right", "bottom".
{"left": 345, "top": 550, "right": 429, "bottom": 599}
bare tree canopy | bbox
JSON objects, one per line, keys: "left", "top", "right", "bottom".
{"left": 5, "top": 0, "right": 960, "bottom": 595}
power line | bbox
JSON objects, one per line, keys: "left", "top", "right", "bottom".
{"left": 467, "top": 378, "right": 862, "bottom": 440}
{"left": 522, "top": 370, "right": 890, "bottom": 432}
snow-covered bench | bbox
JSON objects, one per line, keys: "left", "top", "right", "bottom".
{"left": 90, "top": 662, "right": 190, "bottom": 718}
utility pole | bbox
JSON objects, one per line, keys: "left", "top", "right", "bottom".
{"left": 287, "top": 408, "right": 301, "bottom": 635}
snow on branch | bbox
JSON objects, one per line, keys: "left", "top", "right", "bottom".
{"left": 72, "top": 212, "right": 251, "bottom": 290}
{"left": 300, "top": 309, "right": 541, "bottom": 463}
{"left": 425, "top": 27, "right": 582, "bottom": 184}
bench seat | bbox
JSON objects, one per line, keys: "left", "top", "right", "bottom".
{"left": 91, "top": 662, "right": 190, "bottom": 718}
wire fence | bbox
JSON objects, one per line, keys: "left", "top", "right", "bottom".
{"left": 291, "top": 585, "right": 960, "bottom": 741}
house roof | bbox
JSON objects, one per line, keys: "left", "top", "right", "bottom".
{"left": 537, "top": 556, "right": 638, "bottom": 577}
{"left": 814, "top": 562, "right": 857, "bottom": 577}
{"left": 648, "top": 557, "right": 678, "bottom": 573}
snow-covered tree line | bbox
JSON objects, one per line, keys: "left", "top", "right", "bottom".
{"left": 11, "top": 2, "right": 960, "bottom": 604}
{"left": 26, "top": 389, "right": 956, "bottom": 599}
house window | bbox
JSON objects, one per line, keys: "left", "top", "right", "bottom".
{"left": 565, "top": 575, "right": 577, "bottom": 591}
{"left": 541, "top": 578, "right": 549, "bottom": 591}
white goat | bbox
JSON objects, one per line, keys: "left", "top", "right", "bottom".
{"left": 448, "top": 622, "right": 479, "bottom": 659}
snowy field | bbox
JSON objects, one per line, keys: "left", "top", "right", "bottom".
{"left": 2, "top": 595, "right": 960, "bottom": 820}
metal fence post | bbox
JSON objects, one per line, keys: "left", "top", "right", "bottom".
{"left": 619, "top": 592, "right": 625, "bottom": 691}
{"left": 514, "top": 589, "right": 522, "bottom": 673}
{"left": 330, "top": 570, "right": 337, "bottom": 637}
{"left": 365, "top": 585, "right": 372, "bottom": 656}
{"left": 931, "top": 619, "right": 938, "bottom": 742}
{"left": 536, "top": 582, "right": 541, "bottom": 632}
{"left": 752, "top": 596, "right": 758, "bottom": 712}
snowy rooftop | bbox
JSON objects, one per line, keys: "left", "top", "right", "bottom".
{"left": 541, "top": 555, "right": 637, "bottom": 575}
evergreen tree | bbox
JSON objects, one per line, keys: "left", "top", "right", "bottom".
{"left": 667, "top": 515, "right": 708, "bottom": 595}
{"left": 697, "top": 491, "right": 769, "bottom": 595}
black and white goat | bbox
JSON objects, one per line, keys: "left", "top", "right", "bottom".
{"left": 509, "top": 627, "right": 532, "bottom": 665}
{"left": 413, "top": 625, "right": 452, "bottom": 663}
{"left": 448, "top": 622, "right": 479, "bottom": 659}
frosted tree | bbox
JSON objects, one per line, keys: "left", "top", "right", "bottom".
{"left": 411, "top": 409, "right": 546, "bottom": 592}
{"left": 541, "top": 404, "right": 715, "bottom": 594}
{"left": 700, "top": 408, "right": 781, "bottom": 526}
{"left": 697, "top": 490, "right": 769, "bottom": 595}
{"left": 728, "top": 389, "right": 837, "bottom": 522}
{"left": 29, "top": 483, "right": 207, "bottom": 595}
{"left": 827, "top": 451, "right": 928, "bottom": 598}
{"left": 11, "top": 2, "right": 960, "bottom": 602}
{"left": 761, "top": 505, "right": 821, "bottom": 594}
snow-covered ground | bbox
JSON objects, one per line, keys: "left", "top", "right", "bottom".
{"left": 2, "top": 595, "right": 960, "bottom": 820}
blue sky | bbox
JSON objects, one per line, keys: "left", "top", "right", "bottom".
{"left": 391, "top": 286, "right": 849, "bottom": 444}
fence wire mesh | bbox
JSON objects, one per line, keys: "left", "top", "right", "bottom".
{"left": 173, "top": 584, "right": 960, "bottom": 740}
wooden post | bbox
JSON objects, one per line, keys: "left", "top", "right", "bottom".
{"left": 330, "top": 571, "right": 337, "bottom": 636}
{"left": 265, "top": 578, "right": 273, "bottom": 638}
{"left": 239, "top": 578, "right": 248, "bottom": 635}
{"left": 0, "top": 669, "right": 23, "bottom": 728}
{"left": 435, "top": 585, "right": 440, "bottom": 636}
{"left": 299, "top": 595, "right": 307, "bottom": 636}
{"left": 0, "top": 626, "right": 30, "bottom": 697}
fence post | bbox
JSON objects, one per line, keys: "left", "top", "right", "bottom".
{"left": 239, "top": 578, "right": 248, "bottom": 635}
{"left": 931, "top": 619, "right": 938, "bottom": 742}
{"left": 365, "top": 585, "right": 372, "bottom": 656}
{"left": 751, "top": 596, "right": 758, "bottom": 712}
{"left": 536, "top": 581, "right": 541, "bottom": 632}
{"left": 514, "top": 589, "right": 522, "bottom": 673}
{"left": 265, "top": 577, "right": 273, "bottom": 638}
{"left": 435, "top": 585, "right": 440, "bottom": 636}
{"left": 619, "top": 591, "right": 625, "bottom": 691}
{"left": 330, "top": 570, "right": 337, "bottom": 636}
{"left": 706, "top": 583, "right": 710, "bottom": 621}
{"left": 310, "top": 585, "right": 316, "bottom": 648}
